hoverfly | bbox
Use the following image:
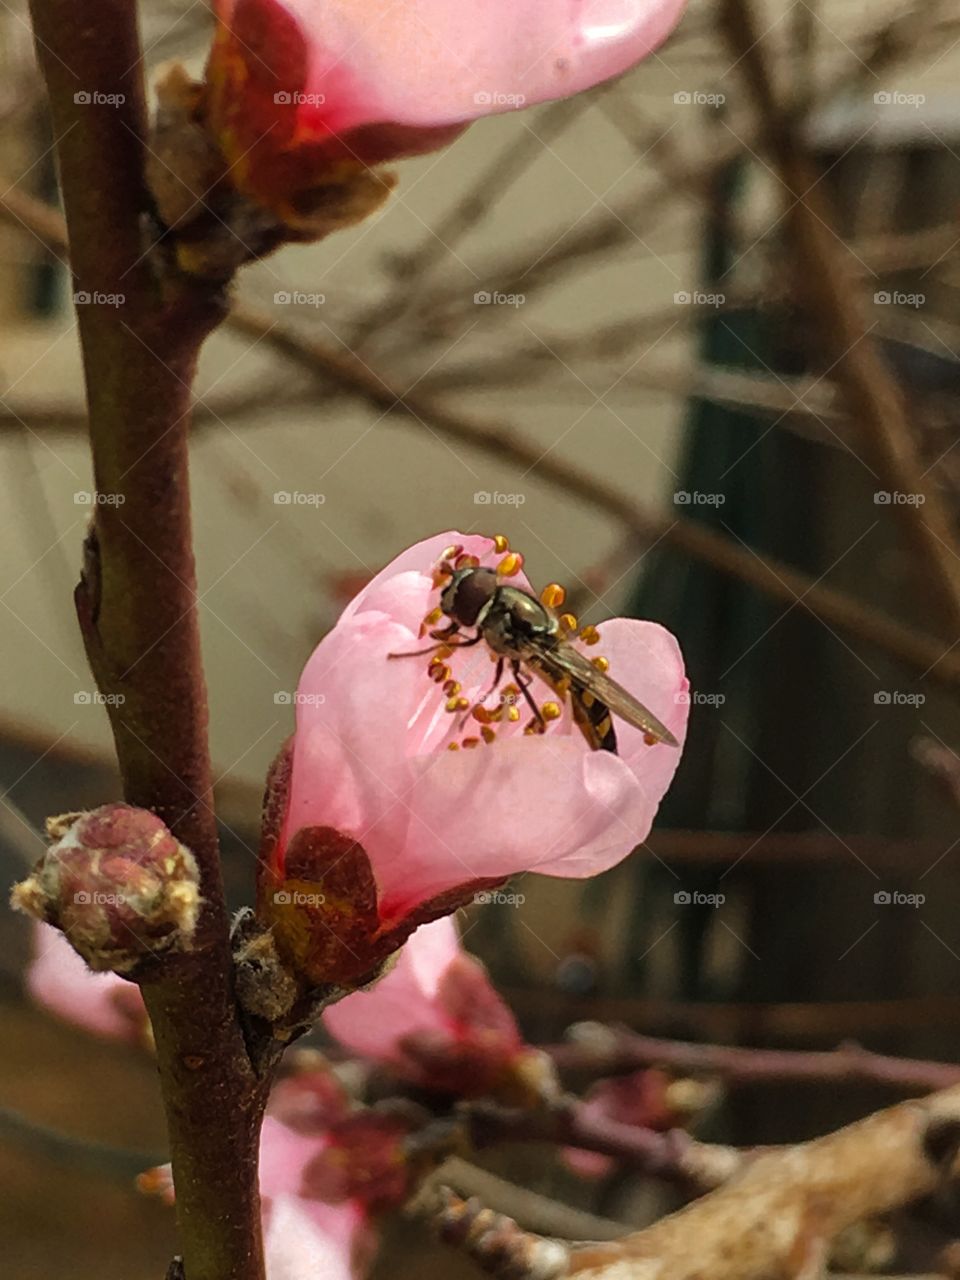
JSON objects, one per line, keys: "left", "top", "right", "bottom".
{"left": 390, "top": 548, "right": 678, "bottom": 754}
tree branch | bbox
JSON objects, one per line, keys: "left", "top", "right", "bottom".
{"left": 25, "top": 2, "right": 266, "bottom": 1277}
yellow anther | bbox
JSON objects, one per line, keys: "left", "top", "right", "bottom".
{"left": 456, "top": 696, "right": 469, "bottom": 711}
{"left": 445, "top": 696, "right": 461, "bottom": 712}
{"left": 481, "top": 726, "right": 497, "bottom": 744}
{"left": 440, "top": 544, "right": 463, "bottom": 563}
{"left": 424, "top": 606, "right": 443, "bottom": 625}
{"left": 592, "top": 655, "right": 610, "bottom": 673}
{"left": 643, "top": 732, "right": 658, "bottom": 747}
{"left": 455, "top": 553, "right": 480, "bottom": 570}
{"left": 432, "top": 569, "right": 453, "bottom": 588}
{"left": 540, "top": 582, "right": 566, "bottom": 609}
{"left": 429, "top": 662, "right": 449, "bottom": 684}
{"left": 580, "top": 625, "right": 601, "bottom": 646}
{"left": 559, "top": 613, "right": 578, "bottom": 633}
{"left": 472, "top": 705, "right": 493, "bottom": 724}
{"left": 493, "top": 533, "right": 510, "bottom": 553}
{"left": 448, "top": 741, "right": 460, "bottom": 751}
{"left": 507, "top": 706, "right": 521, "bottom": 722}
{"left": 442, "top": 679, "right": 461, "bottom": 696}
{"left": 541, "top": 701, "right": 562, "bottom": 721}
{"left": 462, "top": 737, "right": 480, "bottom": 749}
{"left": 498, "top": 552, "right": 524, "bottom": 577}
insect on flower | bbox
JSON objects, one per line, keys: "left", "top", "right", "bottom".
{"left": 389, "top": 537, "right": 679, "bottom": 753}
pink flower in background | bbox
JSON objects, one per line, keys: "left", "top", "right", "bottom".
{"left": 26, "top": 921, "right": 149, "bottom": 1045}
{"left": 324, "top": 916, "right": 550, "bottom": 1101}
{"left": 206, "top": 0, "right": 686, "bottom": 212}
{"left": 259, "top": 530, "right": 687, "bottom": 986}
{"left": 563, "top": 1068, "right": 692, "bottom": 1178}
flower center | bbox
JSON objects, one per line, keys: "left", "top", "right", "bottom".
{"left": 411, "top": 535, "right": 610, "bottom": 752}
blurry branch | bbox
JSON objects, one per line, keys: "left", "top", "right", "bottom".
{"left": 814, "top": 0, "right": 959, "bottom": 113}
{"left": 719, "top": 0, "right": 960, "bottom": 642}
{"left": 438, "top": 1158, "right": 629, "bottom": 1241}
{"left": 547, "top": 1025, "right": 960, "bottom": 1094}
{"left": 423, "top": 1087, "right": 960, "bottom": 1279}
{"left": 6, "top": 188, "right": 960, "bottom": 690}
{"left": 0, "top": 1104, "right": 162, "bottom": 1181}
{"left": 463, "top": 1098, "right": 742, "bottom": 1189}
{"left": 0, "top": 384, "right": 321, "bottom": 435}
{"left": 565, "top": 1084, "right": 960, "bottom": 1279}
{"left": 352, "top": 96, "right": 593, "bottom": 348}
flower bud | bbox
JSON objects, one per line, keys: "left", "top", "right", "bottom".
{"left": 11, "top": 803, "right": 201, "bottom": 973}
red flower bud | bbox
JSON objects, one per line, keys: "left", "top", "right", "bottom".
{"left": 11, "top": 803, "right": 201, "bottom": 973}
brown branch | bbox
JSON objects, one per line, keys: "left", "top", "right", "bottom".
{"left": 463, "top": 1099, "right": 742, "bottom": 1190}
{"left": 25, "top": 3, "right": 267, "bottom": 1278}
{"left": 547, "top": 1026, "right": 960, "bottom": 1094}
{"left": 567, "top": 1085, "right": 960, "bottom": 1279}
{"left": 718, "top": 0, "right": 960, "bottom": 640}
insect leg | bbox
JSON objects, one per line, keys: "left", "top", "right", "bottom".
{"left": 511, "top": 659, "right": 546, "bottom": 729}
{"left": 388, "top": 629, "right": 485, "bottom": 659}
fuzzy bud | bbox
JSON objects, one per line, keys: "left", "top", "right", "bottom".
{"left": 11, "top": 803, "right": 201, "bottom": 973}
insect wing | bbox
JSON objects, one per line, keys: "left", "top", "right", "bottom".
{"left": 534, "top": 642, "right": 680, "bottom": 748}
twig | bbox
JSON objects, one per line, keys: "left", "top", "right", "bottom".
{"left": 718, "top": 0, "right": 960, "bottom": 640}
{"left": 567, "top": 1084, "right": 960, "bottom": 1279}
{"left": 547, "top": 1026, "right": 960, "bottom": 1094}
{"left": 25, "top": 3, "right": 267, "bottom": 1277}
{"left": 438, "top": 1158, "right": 630, "bottom": 1241}
{"left": 464, "top": 1099, "right": 742, "bottom": 1190}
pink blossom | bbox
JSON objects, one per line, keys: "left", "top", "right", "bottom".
{"left": 259, "top": 530, "right": 687, "bottom": 985}
{"left": 323, "top": 916, "right": 548, "bottom": 1100}
{"left": 26, "top": 920, "right": 149, "bottom": 1045}
{"left": 205, "top": 0, "right": 686, "bottom": 211}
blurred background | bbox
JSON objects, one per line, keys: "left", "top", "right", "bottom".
{"left": 3, "top": 0, "right": 960, "bottom": 1274}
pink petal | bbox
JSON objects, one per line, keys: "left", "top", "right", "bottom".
{"left": 216, "top": 0, "right": 685, "bottom": 133}
{"left": 263, "top": 1192, "right": 365, "bottom": 1280}
{"left": 322, "top": 916, "right": 461, "bottom": 1061}
{"left": 26, "top": 921, "right": 147, "bottom": 1044}
{"left": 286, "top": 611, "right": 420, "bottom": 870}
